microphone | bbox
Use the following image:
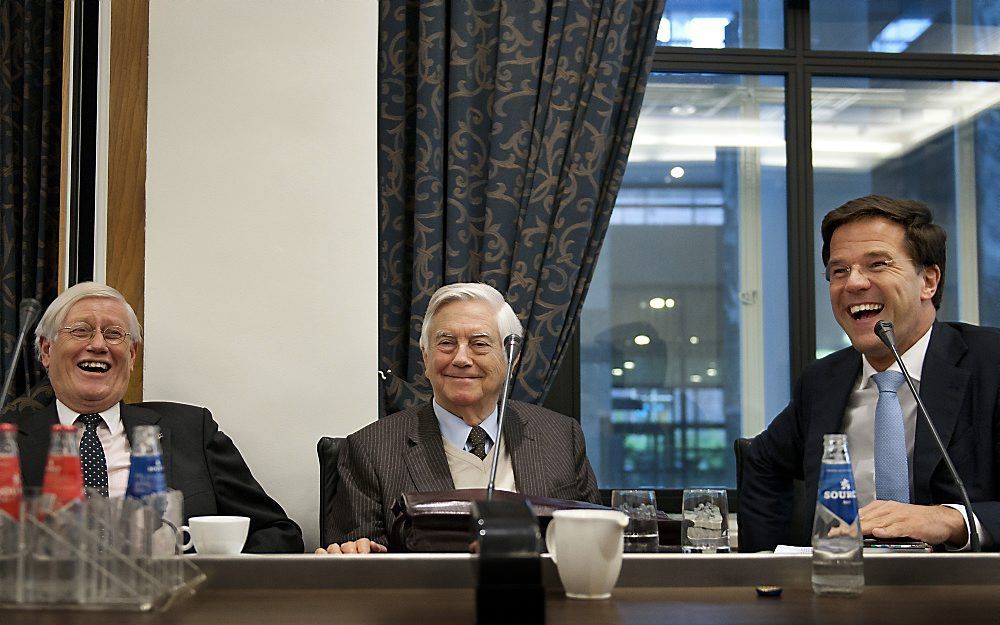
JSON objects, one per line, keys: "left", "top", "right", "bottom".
{"left": 486, "top": 334, "right": 523, "bottom": 498}
{"left": 0, "top": 298, "right": 43, "bottom": 413}
{"left": 19, "top": 298, "right": 41, "bottom": 329}
{"left": 502, "top": 334, "right": 523, "bottom": 364}
{"left": 873, "top": 320, "right": 980, "bottom": 551}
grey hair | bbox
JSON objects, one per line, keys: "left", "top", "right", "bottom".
{"left": 35, "top": 282, "right": 144, "bottom": 358}
{"left": 419, "top": 283, "right": 523, "bottom": 351}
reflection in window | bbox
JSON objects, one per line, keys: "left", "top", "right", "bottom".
{"left": 657, "top": 0, "right": 784, "bottom": 49}
{"left": 812, "top": 77, "right": 1000, "bottom": 358}
{"left": 811, "top": 0, "right": 1000, "bottom": 55}
{"left": 580, "top": 73, "right": 788, "bottom": 490}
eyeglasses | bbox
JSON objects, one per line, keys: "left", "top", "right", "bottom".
{"left": 60, "top": 323, "right": 131, "bottom": 345}
{"left": 823, "top": 258, "right": 913, "bottom": 283}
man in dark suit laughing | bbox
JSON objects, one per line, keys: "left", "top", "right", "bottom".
{"left": 741, "top": 196, "right": 999, "bottom": 552}
{"left": 2, "top": 282, "right": 303, "bottom": 553}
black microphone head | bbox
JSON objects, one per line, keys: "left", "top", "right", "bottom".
{"left": 873, "top": 320, "right": 896, "bottom": 349}
{"left": 18, "top": 298, "right": 42, "bottom": 329}
{"left": 503, "top": 334, "right": 523, "bottom": 361}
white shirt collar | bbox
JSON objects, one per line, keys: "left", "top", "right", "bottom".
{"left": 858, "top": 324, "right": 933, "bottom": 390}
{"left": 54, "top": 399, "right": 124, "bottom": 436}
{"left": 432, "top": 398, "right": 499, "bottom": 451}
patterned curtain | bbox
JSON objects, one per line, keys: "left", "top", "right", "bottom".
{"left": 379, "top": 0, "right": 664, "bottom": 410}
{"left": 0, "top": 0, "right": 63, "bottom": 409}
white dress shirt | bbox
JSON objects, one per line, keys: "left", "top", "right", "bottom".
{"left": 432, "top": 399, "right": 500, "bottom": 455}
{"left": 842, "top": 326, "right": 989, "bottom": 549}
{"left": 55, "top": 400, "right": 132, "bottom": 498}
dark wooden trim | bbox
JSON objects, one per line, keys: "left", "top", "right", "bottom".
{"left": 107, "top": 0, "right": 148, "bottom": 403}
{"left": 58, "top": 0, "right": 73, "bottom": 292}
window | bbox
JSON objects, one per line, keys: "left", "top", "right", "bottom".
{"left": 813, "top": 77, "right": 1000, "bottom": 358}
{"left": 811, "top": 1, "right": 1000, "bottom": 55}
{"left": 579, "top": 73, "right": 788, "bottom": 489}
{"left": 551, "top": 1, "right": 1000, "bottom": 492}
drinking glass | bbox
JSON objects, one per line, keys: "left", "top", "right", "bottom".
{"left": 681, "top": 488, "right": 730, "bottom": 553}
{"left": 610, "top": 489, "right": 659, "bottom": 553}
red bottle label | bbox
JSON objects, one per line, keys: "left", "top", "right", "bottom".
{"left": 41, "top": 454, "right": 84, "bottom": 514}
{"left": 0, "top": 456, "right": 22, "bottom": 521}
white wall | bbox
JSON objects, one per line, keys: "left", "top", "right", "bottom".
{"left": 144, "top": 0, "right": 377, "bottom": 550}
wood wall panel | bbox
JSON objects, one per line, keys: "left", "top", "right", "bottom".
{"left": 107, "top": 0, "right": 148, "bottom": 403}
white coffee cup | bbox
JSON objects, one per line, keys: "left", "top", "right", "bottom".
{"left": 180, "top": 515, "right": 250, "bottom": 554}
{"left": 545, "top": 509, "right": 629, "bottom": 599}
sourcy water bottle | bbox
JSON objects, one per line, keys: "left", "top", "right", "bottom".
{"left": 126, "top": 425, "right": 167, "bottom": 500}
{"left": 812, "top": 433, "right": 864, "bottom": 596}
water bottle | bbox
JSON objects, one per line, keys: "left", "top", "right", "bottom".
{"left": 0, "top": 423, "right": 21, "bottom": 603}
{"left": 0, "top": 423, "right": 22, "bottom": 521}
{"left": 126, "top": 425, "right": 167, "bottom": 500}
{"left": 41, "top": 424, "right": 85, "bottom": 515}
{"left": 812, "top": 433, "right": 864, "bottom": 596}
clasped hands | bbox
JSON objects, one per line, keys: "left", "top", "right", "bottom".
{"left": 315, "top": 538, "right": 388, "bottom": 555}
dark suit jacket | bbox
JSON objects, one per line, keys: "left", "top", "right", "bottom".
{"left": 329, "top": 400, "right": 601, "bottom": 547}
{"left": 3, "top": 400, "right": 304, "bottom": 554}
{"left": 741, "top": 321, "right": 1000, "bottom": 552}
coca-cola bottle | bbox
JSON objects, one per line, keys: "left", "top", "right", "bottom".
{"left": 41, "top": 424, "right": 84, "bottom": 515}
{"left": 1, "top": 423, "right": 22, "bottom": 604}
{"left": 0, "top": 423, "right": 21, "bottom": 521}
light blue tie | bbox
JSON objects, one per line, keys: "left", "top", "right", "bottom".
{"left": 872, "top": 370, "right": 910, "bottom": 503}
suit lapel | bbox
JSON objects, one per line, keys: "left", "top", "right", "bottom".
{"left": 15, "top": 402, "right": 59, "bottom": 486}
{"left": 120, "top": 403, "right": 171, "bottom": 488}
{"left": 403, "top": 404, "right": 455, "bottom": 492}
{"left": 912, "top": 323, "right": 969, "bottom": 503}
{"left": 504, "top": 404, "right": 545, "bottom": 496}
{"left": 804, "top": 352, "right": 861, "bottom": 494}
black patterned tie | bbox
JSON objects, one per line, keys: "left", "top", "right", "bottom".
{"left": 77, "top": 413, "right": 109, "bottom": 497}
{"left": 466, "top": 426, "right": 491, "bottom": 460}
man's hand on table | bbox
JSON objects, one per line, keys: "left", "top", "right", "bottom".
{"left": 859, "top": 500, "right": 967, "bottom": 546}
{"left": 314, "top": 538, "right": 388, "bottom": 555}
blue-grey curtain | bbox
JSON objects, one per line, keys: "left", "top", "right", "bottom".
{"left": 0, "top": 0, "right": 63, "bottom": 410}
{"left": 379, "top": 0, "right": 664, "bottom": 411}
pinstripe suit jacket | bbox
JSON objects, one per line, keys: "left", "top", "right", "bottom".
{"left": 329, "top": 400, "right": 601, "bottom": 547}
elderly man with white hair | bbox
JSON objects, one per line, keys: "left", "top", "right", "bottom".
{"left": 322, "top": 282, "right": 600, "bottom": 554}
{"left": 1, "top": 282, "right": 303, "bottom": 553}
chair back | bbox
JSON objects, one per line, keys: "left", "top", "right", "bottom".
{"left": 317, "top": 436, "right": 346, "bottom": 547}
{"left": 733, "top": 437, "right": 754, "bottom": 552}
{"left": 733, "top": 436, "right": 809, "bottom": 551}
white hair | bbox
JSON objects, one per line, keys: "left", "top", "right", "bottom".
{"left": 35, "top": 282, "right": 143, "bottom": 358}
{"left": 419, "top": 283, "right": 523, "bottom": 351}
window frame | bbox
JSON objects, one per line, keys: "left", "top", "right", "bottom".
{"left": 544, "top": 1, "right": 1000, "bottom": 508}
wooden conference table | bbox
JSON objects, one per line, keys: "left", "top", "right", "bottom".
{"left": 2, "top": 552, "right": 999, "bottom": 625}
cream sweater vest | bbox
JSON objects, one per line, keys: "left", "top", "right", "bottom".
{"left": 441, "top": 437, "right": 517, "bottom": 492}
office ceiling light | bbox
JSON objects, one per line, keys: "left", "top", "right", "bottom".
{"left": 649, "top": 297, "right": 666, "bottom": 309}
{"left": 669, "top": 166, "right": 685, "bottom": 179}
{"left": 870, "top": 18, "right": 932, "bottom": 54}
{"left": 656, "top": 17, "right": 671, "bottom": 43}
{"left": 623, "top": 361, "right": 636, "bottom": 370}
{"left": 689, "top": 336, "right": 700, "bottom": 345}
{"left": 634, "top": 334, "right": 651, "bottom": 346}
{"left": 689, "top": 374, "right": 703, "bottom": 383}
{"left": 687, "top": 17, "right": 731, "bottom": 49}
{"left": 612, "top": 368, "right": 624, "bottom": 377}
{"left": 665, "top": 298, "right": 676, "bottom": 308}
{"left": 706, "top": 368, "right": 718, "bottom": 377}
